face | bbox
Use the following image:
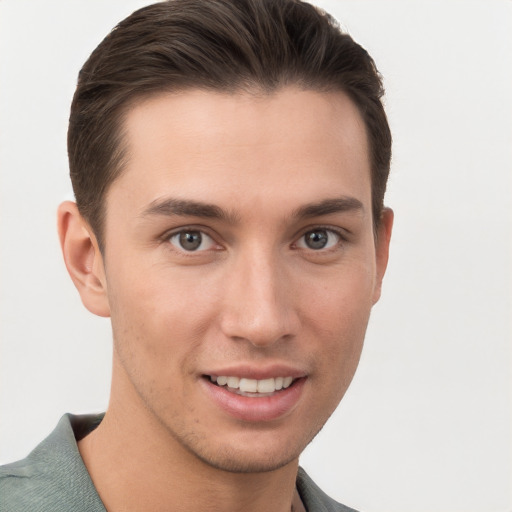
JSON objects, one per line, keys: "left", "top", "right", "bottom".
{"left": 97, "top": 88, "right": 391, "bottom": 473}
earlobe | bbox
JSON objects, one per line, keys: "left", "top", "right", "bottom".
{"left": 372, "top": 207, "right": 394, "bottom": 305}
{"left": 57, "top": 201, "right": 111, "bottom": 317}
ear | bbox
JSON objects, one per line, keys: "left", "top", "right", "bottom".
{"left": 372, "top": 207, "right": 394, "bottom": 305}
{"left": 57, "top": 201, "right": 110, "bottom": 317}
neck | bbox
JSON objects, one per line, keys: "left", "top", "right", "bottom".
{"left": 78, "top": 370, "right": 301, "bottom": 512}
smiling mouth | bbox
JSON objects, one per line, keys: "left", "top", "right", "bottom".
{"left": 206, "top": 375, "right": 296, "bottom": 396}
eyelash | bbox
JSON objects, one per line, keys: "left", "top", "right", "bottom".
{"left": 161, "top": 225, "right": 347, "bottom": 254}
{"left": 293, "top": 226, "right": 346, "bottom": 252}
{"left": 161, "top": 226, "right": 220, "bottom": 254}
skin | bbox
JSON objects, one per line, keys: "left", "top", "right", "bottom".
{"left": 58, "top": 87, "right": 393, "bottom": 512}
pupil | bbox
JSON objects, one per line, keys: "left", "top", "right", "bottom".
{"left": 306, "top": 230, "right": 328, "bottom": 249}
{"left": 179, "top": 231, "right": 202, "bottom": 250}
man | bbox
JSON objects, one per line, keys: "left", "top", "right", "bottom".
{"left": 0, "top": 0, "right": 392, "bottom": 510}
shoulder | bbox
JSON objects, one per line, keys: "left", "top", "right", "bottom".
{"left": 297, "top": 467, "right": 360, "bottom": 512}
{"left": 0, "top": 414, "right": 105, "bottom": 512}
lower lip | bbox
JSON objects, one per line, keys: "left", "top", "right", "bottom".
{"left": 201, "top": 377, "right": 306, "bottom": 422}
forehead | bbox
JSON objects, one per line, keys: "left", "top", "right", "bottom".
{"left": 109, "top": 87, "right": 371, "bottom": 218}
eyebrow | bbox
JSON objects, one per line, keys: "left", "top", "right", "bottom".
{"left": 293, "top": 197, "right": 364, "bottom": 219}
{"left": 140, "top": 196, "right": 363, "bottom": 222}
{"left": 140, "top": 197, "right": 238, "bottom": 223}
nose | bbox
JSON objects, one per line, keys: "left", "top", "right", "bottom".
{"left": 219, "top": 249, "right": 299, "bottom": 348}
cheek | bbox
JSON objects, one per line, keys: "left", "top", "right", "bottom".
{"left": 302, "top": 260, "right": 375, "bottom": 329}
{"left": 106, "top": 262, "right": 220, "bottom": 360}
{"left": 306, "top": 303, "right": 369, "bottom": 418}
{"left": 301, "top": 264, "right": 375, "bottom": 377}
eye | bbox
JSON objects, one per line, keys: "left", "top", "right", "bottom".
{"left": 168, "top": 230, "right": 216, "bottom": 252}
{"left": 296, "top": 228, "right": 341, "bottom": 250}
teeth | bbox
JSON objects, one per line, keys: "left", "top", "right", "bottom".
{"left": 210, "top": 375, "right": 295, "bottom": 393}
{"left": 226, "top": 376, "right": 240, "bottom": 388}
{"left": 239, "top": 378, "right": 258, "bottom": 393}
{"left": 257, "top": 378, "right": 275, "bottom": 393}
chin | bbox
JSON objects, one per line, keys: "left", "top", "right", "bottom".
{"left": 172, "top": 420, "right": 324, "bottom": 475}
{"left": 191, "top": 445, "right": 300, "bottom": 474}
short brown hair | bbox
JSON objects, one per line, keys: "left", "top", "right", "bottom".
{"left": 68, "top": 0, "right": 391, "bottom": 248}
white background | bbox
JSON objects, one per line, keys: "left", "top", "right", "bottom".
{"left": 0, "top": 1, "right": 510, "bottom": 511}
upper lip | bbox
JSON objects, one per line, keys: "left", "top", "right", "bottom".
{"left": 203, "top": 364, "right": 307, "bottom": 380}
